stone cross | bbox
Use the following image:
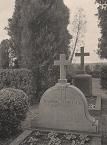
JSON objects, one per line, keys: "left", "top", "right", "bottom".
{"left": 54, "top": 54, "right": 70, "bottom": 82}
{"left": 75, "top": 47, "right": 90, "bottom": 72}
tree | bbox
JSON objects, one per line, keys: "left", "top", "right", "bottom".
{"left": 69, "top": 8, "right": 87, "bottom": 62}
{"left": 0, "top": 38, "right": 17, "bottom": 69}
{"left": 96, "top": 0, "right": 107, "bottom": 58}
{"left": 7, "top": 0, "right": 71, "bottom": 100}
{"left": 0, "top": 39, "right": 9, "bottom": 68}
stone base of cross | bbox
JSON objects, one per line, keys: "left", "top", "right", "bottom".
{"left": 54, "top": 54, "right": 70, "bottom": 83}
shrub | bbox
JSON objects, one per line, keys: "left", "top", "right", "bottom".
{"left": 0, "top": 69, "right": 34, "bottom": 102}
{"left": 0, "top": 88, "right": 29, "bottom": 138}
{"left": 100, "top": 65, "right": 107, "bottom": 88}
{"left": 67, "top": 74, "right": 73, "bottom": 84}
{"left": 92, "top": 70, "right": 100, "bottom": 78}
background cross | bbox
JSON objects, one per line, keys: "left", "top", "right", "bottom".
{"left": 54, "top": 54, "right": 70, "bottom": 82}
{"left": 75, "top": 47, "right": 90, "bottom": 72}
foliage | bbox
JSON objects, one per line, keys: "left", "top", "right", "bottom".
{"left": 0, "top": 88, "right": 29, "bottom": 138}
{"left": 0, "top": 39, "right": 17, "bottom": 69}
{"left": 7, "top": 0, "right": 71, "bottom": 100}
{"left": 96, "top": 0, "right": 107, "bottom": 58}
{"left": 20, "top": 130, "right": 91, "bottom": 145}
{"left": 92, "top": 70, "right": 100, "bottom": 78}
{"left": 0, "top": 69, "right": 34, "bottom": 102}
{"left": 69, "top": 8, "right": 87, "bottom": 62}
{"left": 92, "top": 64, "right": 101, "bottom": 78}
{"left": 85, "top": 65, "right": 92, "bottom": 74}
{"left": 100, "top": 65, "right": 107, "bottom": 88}
{"left": 0, "top": 39, "right": 9, "bottom": 68}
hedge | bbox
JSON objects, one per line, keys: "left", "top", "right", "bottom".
{"left": 0, "top": 88, "right": 29, "bottom": 138}
{"left": 100, "top": 65, "right": 107, "bottom": 88}
{"left": 0, "top": 69, "right": 34, "bottom": 101}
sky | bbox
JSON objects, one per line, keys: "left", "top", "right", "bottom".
{"left": 0, "top": 0, "right": 106, "bottom": 63}
{"left": 64, "top": 0, "right": 103, "bottom": 63}
{"left": 0, "top": 0, "right": 15, "bottom": 41}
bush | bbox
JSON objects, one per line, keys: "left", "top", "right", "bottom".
{"left": 100, "top": 65, "right": 107, "bottom": 88}
{"left": 0, "top": 69, "right": 34, "bottom": 102}
{"left": 0, "top": 88, "right": 29, "bottom": 138}
{"left": 67, "top": 74, "right": 73, "bottom": 84}
{"left": 92, "top": 70, "right": 100, "bottom": 78}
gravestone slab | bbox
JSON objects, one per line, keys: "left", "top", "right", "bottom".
{"left": 31, "top": 83, "right": 98, "bottom": 133}
{"left": 73, "top": 74, "right": 92, "bottom": 97}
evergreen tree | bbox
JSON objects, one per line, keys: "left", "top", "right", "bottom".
{"left": 8, "top": 0, "right": 71, "bottom": 100}
{"left": 0, "top": 39, "right": 9, "bottom": 68}
{"left": 96, "top": 0, "right": 107, "bottom": 58}
{"left": 0, "top": 38, "right": 17, "bottom": 69}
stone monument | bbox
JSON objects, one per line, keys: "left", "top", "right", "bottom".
{"left": 31, "top": 54, "right": 98, "bottom": 133}
{"left": 75, "top": 46, "right": 90, "bottom": 73}
{"left": 73, "top": 46, "right": 92, "bottom": 97}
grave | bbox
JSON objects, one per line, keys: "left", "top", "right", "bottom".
{"left": 73, "top": 47, "right": 101, "bottom": 117}
{"left": 10, "top": 54, "right": 101, "bottom": 145}
{"left": 73, "top": 46, "right": 92, "bottom": 97}
{"left": 75, "top": 46, "right": 90, "bottom": 73}
{"left": 31, "top": 54, "right": 98, "bottom": 132}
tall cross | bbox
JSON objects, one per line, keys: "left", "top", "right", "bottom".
{"left": 54, "top": 54, "right": 70, "bottom": 83}
{"left": 75, "top": 47, "right": 90, "bottom": 72}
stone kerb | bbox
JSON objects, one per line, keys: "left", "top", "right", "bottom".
{"left": 32, "top": 82, "right": 98, "bottom": 133}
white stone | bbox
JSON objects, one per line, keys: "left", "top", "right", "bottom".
{"left": 33, "top": 83, "right": 98, "bottom": 133}
{"left": 54, "top": 54, "right": 70, "bottom": 81}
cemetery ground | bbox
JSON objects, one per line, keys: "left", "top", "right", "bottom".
{"left": 0, "top": 78, "right": 107, "bottom": 145}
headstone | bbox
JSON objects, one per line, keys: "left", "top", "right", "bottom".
{"left": 11, "top": 54, "right": 101, "bottom": 145}
{"left": 73, "top": 74, "right": 92, "bottom": 97}
{"left": 75, "top": 46, "right": 90, "bottom": 73}
{"left": 37, "top": 84, "right": 98, "bottom": 132}
{"left": 74, "top": 47, "right": 92, "bottom": 97}
{"left": 31, "top": 54, "right": 98, "bottom": 133}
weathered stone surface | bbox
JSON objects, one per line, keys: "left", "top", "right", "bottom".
{"left": 90, "top": 136, "right": 101, "bottom": 145}
{"left": 73, "top": 74, "right": 92, "bottom": 97}
{"left": 54, "top": 54, "right": 70, "bottom": 81}
{"left": 31, "top": 83, "right": 98, "bottom": 132}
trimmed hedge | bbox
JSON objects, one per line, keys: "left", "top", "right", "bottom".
{"left": 0, "top": 88, "right": 29, "bottom": 138}
{"left": 0, "top": 69, "right": 34, "bottom": 101}
{"left": 100, "top": 65, "right": 107, "bottom": 88}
